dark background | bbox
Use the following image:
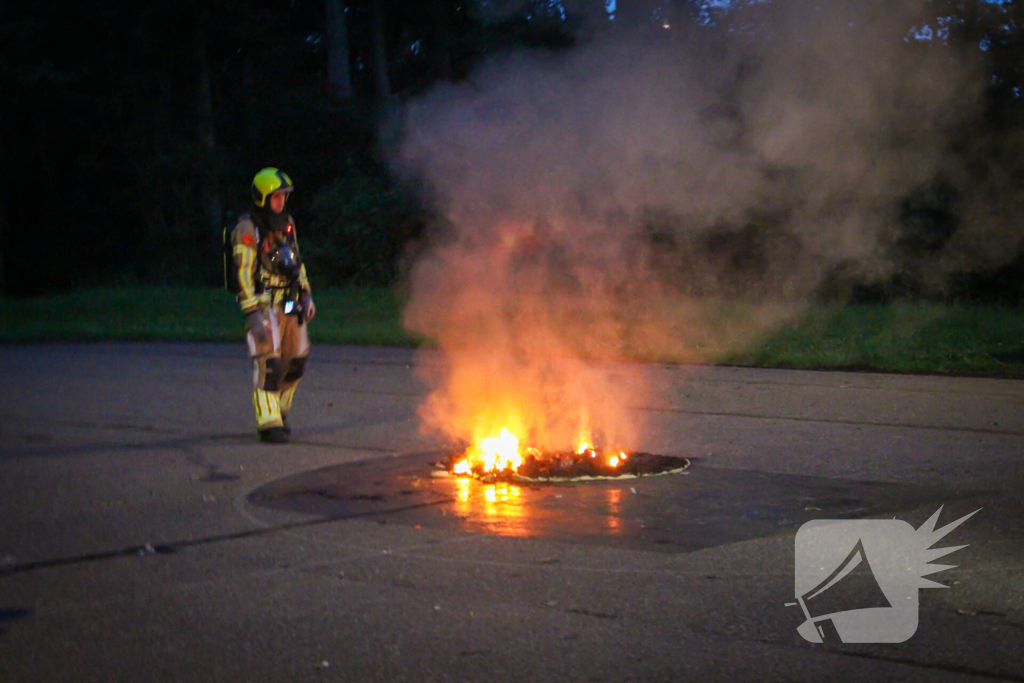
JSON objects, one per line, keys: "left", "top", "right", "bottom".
{"left": 3, "top": 0, "right": 1024, "bottom": 300}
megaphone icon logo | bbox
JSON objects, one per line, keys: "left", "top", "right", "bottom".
{"left": 788, "top": 507, "right": 978, "bottom": 643}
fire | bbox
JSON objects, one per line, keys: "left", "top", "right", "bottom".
{"left": 447, "top": 426, "right": 635, "bottom": 479}
{"left": 479, "top": 427, "right": 523, "bottom": 472}
{"left": 454, "top": 427, "right": 524, "bottom": 475}
{"left": 576, "top": 427, "right": 593, "bottom": 456}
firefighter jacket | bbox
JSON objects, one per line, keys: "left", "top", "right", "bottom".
{"left": 231, "top": 211, "right": 311, "bottom": 314}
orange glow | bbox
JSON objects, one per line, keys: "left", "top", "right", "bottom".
{"left": 450, "top": 426, "right": 631, "bottom": 479}
{"left": 450, "top": 478, "right": 530, "bottom": 537}
{"left": 606, "top": 488, "right": 623, "bottom": 534}
{"left": 576, "top": 431, "right": 592, "bottom": 455}
{"left": 456, "top": 427, "right": 525, "bottom": 475}
{"left": 479, "top": 482, "right": 529, "bottom": 537}
{"left": 477, "top": 427, "right": 522, "bottom": 472}
{"left": 455, "top": 477, "right": 471, "bottom": 505}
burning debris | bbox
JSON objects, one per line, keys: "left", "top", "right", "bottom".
{"left": 434, "top": 428, "right": 689, "bottom": 483}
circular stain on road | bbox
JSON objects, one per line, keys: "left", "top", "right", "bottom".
{"left": 247, "top": 451, "right": 957, "bottom": 553}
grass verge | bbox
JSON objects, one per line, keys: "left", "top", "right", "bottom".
{"left": 720, "top": 302, "right": 1024, "bottom": 378}
{"left": 0, "top": 286, "right": 421, "bottom": 347}
{"left": 2, "top": 288, "right": 1023, "bottom": 378}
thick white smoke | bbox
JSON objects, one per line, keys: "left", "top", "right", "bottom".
{"left": 391, "top": 1, "right": 985, "bottom": 450}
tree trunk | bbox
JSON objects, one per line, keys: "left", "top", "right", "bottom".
{"left": 326, "top": 0, "right": 354, "bottom": 99}
{"left": 615, "top": 0, "right": 657, "bottom": 26}
{"left": 0, "top": 98, "right": 6, "bottom": 294}
{"left": 432, "top": 0, "right": 453, "bottom": 81}
{"left": 961, "top": 0, "right": 980, "bottom": 44}
{"left": 368, "top": 0, "right": 391, "bottom": 102}
{"left": 0, "top": 0, "right": 4, "bottom": 292}
{"left": 195, "top": 5, "right": 223, "bottom": 231}
{"left": 242, "top": 49, "right": 260, "bottom": 155}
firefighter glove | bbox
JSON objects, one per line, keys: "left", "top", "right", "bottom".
{"left": 300, "top": 291, "right": 315, "bottom": 322}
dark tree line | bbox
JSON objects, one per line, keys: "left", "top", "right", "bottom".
{"left": 4, "top": 0, "right": 1024, "bottom": 297}
{"left": 1, "top": 0, "right": 476, "bottom": 294}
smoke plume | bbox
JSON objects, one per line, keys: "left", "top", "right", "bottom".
{"left": 392, "top": 1, "right": 986, "bottom": 451}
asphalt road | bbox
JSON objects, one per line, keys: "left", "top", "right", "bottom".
{"left": 1, "top": 342, "right": 1022, "bottom": 682}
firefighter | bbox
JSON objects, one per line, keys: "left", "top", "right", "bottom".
{"left": 231, "top": 167, "right": 316, "bottom": 443}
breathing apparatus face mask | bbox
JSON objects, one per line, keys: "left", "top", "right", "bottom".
{"left": 263, "top": 207, "right": 301, "bottom": 280}
{"left": 273, "top": 244, "right": 305, "bottom": 317}
{"left": 272, "top": 244, "right": 302, "bottom": 280}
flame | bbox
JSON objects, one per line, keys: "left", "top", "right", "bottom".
{"left": 452, "top": 427, "right": 629, "bottom": 477}
{"left": 576, "top": 425, "right": 592, "bottom": 455}
{"left": 473, "top": 427, "right": 523, "bottom": 473}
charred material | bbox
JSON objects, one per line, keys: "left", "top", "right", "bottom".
{"left": 438, "top": 450, "right": 690, "bottom": 483}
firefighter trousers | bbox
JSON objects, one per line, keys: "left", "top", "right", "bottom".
{"left": 247, "top": 303, "right": 310, "bottom": 431}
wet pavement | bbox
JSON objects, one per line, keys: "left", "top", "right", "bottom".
{"left": 249, "top": 452, "right": 964, "bottom": 555}
{"left": 1, "top": 342, "right": 1022, "bottom": 682}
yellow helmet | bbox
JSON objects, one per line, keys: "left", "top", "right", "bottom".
{"left": 251, "top": 167, "right": 294, "bottom": 207}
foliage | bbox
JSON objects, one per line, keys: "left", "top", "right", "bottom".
{"left": 5, "top": 0, "right": 1024, "bottom": 298}
{"left": 303, "top": 160, "right": 428, "bottom": 286}
{"left": 4, "top": 286, "right": 1024, "bottom": 378}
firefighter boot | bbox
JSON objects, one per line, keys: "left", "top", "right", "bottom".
{"left": 253, "top": 388, "right": 287, "bottom": 443}
{"left": 279, "top": 385, "right": 296, "bottom": 434}
{"left": 278, "top": 357, "right": 306, "bottom": 435}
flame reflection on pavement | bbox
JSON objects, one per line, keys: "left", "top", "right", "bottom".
{"left": 454, "top": 479, "right": 531, "bottom": 538}
{"left": 450, "top": 477, "right": 628, "bottom": 539}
